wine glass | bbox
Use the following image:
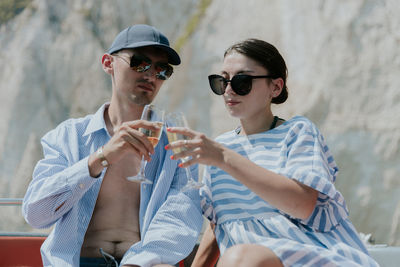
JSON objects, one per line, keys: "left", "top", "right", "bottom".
{"left": 166, "top": 111, "right": 202, "bottom": 191}
{"left": 127, "top": 104, "right": 165, "bottom": 184}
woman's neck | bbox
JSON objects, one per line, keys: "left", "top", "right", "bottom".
{"left": 239, "top": 110, "right": 275, "bottom": 135}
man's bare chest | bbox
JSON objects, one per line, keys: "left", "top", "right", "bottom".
{"left": 96, "top": 156, "right": 142, "bottom": 208}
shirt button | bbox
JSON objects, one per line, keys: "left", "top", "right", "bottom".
{"left": 79, "top": 183, "right": 85, "bottom": 189}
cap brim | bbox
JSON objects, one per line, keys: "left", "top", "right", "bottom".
{"left": 109, "top": 41, "right": 181, "bottom": 65}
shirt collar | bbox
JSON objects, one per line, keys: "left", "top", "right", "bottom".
{"left": 83, "top": 102, "right": 109, "bottom": 137}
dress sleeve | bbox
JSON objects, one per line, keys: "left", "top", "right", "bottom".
{"left": 199, "top": 166, "right": 216, "bottom": 224}
{"left": 281, "top": 119, "right": 349, "bottom": 232}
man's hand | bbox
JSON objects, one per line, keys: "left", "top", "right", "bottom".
{"left": 104, "top": 120, "right": 161, "bottom": 163}
{"left": 88, "top": 120, "right": 161, "bottom": 177}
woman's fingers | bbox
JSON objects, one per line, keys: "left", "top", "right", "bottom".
{"left": 177, "top": 157, "right": 195, "bottom": 168}
{"left": 166, "top": 138, "right": 192, "bottom": 156}
{"left": 166, "top": 126, "right": 196, "bottom": 138}
{"left": 165, "top": 127, "right": 224, "bottom": 167}
{"left": 169, "top": 143, "right": 203, "bottom": 165}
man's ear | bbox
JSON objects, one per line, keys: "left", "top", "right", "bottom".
{"left": 271, "top": 78, "right": 284, "bottom": 98}
{"left": 102, "top": 54, "right": 114, "bottom": 75}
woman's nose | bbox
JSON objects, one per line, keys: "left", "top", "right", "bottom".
{"left": 224, "top": 82, "right": 236, "bottom": 95}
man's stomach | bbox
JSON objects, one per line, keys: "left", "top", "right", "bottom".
{"left": 81, "top": 159, "right": 142, "bottom": 258}
{"left": 81, "top": 227, "right": 140, "bottom": 258}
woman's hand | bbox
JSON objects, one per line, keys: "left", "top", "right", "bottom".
{"left": 165, "top": 126, "right": 226, "bottom": 168}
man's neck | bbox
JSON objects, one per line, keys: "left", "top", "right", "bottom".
{"left": 105, "top": 102, "right": 144, "bottom": 136}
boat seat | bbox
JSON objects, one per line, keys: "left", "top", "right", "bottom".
{"left": 0, "top": 234, "right": 45, "bottom": 267}
{"left": 0, "top": 234, "right": 189, "bottom": 266}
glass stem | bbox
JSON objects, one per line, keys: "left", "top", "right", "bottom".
{"left": 184, "top": 166, "right": 194, "bottom": 182}
{"left": 139, "top": 155, "right": 146, "bottom": 177}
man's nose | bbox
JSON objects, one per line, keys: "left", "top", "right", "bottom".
{"left": 143, "top": 66, "right": 157, "bottom": 81}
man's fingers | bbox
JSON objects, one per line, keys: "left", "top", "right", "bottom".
{"left": 122, "top": 128, "right": 155, "bottom": 158}
{"left": 124, "top": 120, "right": 163, "bottom": 131}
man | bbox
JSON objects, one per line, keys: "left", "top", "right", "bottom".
{"left": 22, "top": 24, "right": 203, "bottom": 267}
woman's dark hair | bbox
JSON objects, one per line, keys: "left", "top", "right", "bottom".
{"left": 224, "top": 38, "right": 288, "bottom": 104}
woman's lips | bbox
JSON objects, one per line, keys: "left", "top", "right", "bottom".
{"left": 225, "top": 99, "right": 241, "bottom": 106}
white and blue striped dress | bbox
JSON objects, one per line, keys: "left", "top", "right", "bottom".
{"left": 200, "top": 116, "right": 378, "bottom": 267}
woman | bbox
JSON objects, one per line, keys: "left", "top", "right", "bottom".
{"left": 165, "top": 39, "right": 378, "bottom": 267}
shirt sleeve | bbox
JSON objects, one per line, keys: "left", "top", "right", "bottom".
{"left": 281, "top": 119, "right": 349, "bottom": 232}
{"left": 121, "top": 151, "right": 203, "bottom": 267}
{"left": 22, "top": 122, "right": 100, "bottom": 229}
{"left": 199, "top": 165, "right": 216, "bottom": 224}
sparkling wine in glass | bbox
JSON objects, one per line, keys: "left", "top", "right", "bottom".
{"left": 166, "top": 112, "right": 202, "bottom": 191}
{"left": 127, "top": 104, "right": 165, "bottom": 184}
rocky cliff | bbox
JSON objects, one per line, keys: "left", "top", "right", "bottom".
{"left": 1, "top": 0, "right": 399, "bottom": 245}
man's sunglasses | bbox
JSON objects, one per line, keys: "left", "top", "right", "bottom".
{"left": 115, "top": 53, "right": 173, "bottom": 80}
{"left": 208, "top": 74, "right": 276, "bottom": 96}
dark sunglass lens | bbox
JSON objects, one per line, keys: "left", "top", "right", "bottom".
{"left": 231, "top": 75, "right": 252, "bottom": 95}
{"left": 130, "top": 54, "right": 151, "bottom": 72}
{"left": 208, "top": 75, "right": 226, "bottom": 95}
{"left": 155, "top": 63, "right": 173, "bottom": 80}
{"left": 155, "top": 72, "right": 167, "bottom": 80}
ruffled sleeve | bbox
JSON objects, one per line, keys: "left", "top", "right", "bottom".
{"left": 281, "top": 117, "right": 349, "bottom": 232}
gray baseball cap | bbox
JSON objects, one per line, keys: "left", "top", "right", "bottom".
{"left": 107, "top": 24, "right": 181, "bottom": 65}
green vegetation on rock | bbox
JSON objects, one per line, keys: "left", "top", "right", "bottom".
{"left": 173, "top": 0, "right": 212, "bottom": 53}
{"left": 0, "top": 0, "right": 32, "bottom": 25}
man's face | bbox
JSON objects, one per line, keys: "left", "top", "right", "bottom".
{"left": 111, "top": 47, "right": 169, "bottom": 106}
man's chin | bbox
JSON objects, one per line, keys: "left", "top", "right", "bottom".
{"left": 130, "top": 94, "right": 153, "bottom": 106}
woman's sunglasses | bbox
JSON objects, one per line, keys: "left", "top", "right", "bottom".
{"left": 115, "top": 53, "right": 173, "bottom": 80}
{"left": 208, "top": 74, "right": 276, "bottom": 96}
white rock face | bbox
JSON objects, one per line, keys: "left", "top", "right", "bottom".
{"left": 0, "top": 0, "right": 399, "bottom": 245}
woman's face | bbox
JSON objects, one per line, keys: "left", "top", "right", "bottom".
{"left": 221, "top": 52, "right": 275, "bottom": 120}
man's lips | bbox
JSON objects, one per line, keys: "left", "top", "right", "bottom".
{"left": 138, "top": 83, "right": 154, "bottom": 92}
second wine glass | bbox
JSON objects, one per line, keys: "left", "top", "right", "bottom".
{"left": 127, "top": 104, "right": 165, "bottom": 184}
{"left": 166, "top": 112, "right": 202, "bottom": 191}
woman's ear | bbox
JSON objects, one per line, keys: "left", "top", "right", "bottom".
{"left": 271, "top": 78, "right": 284, "bottom": 98}
{"left": 102, "top": 54, "right": 114, "bottom": 75}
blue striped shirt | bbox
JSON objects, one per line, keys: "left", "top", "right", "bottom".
{"left": 22, "top": 103, "right": 203, "bottom": 267}
{"left": 200, "top": 116, "right": 378, "bottom": 266}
